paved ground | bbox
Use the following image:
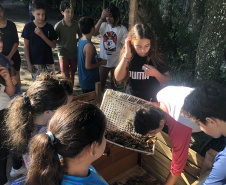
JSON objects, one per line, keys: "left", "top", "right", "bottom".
{"left": 0, "top": 0, "right": 106, "bottom": 96}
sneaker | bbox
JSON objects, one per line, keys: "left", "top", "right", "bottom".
{"left": 10, "top": 165, "right": 27, "bottom": 178}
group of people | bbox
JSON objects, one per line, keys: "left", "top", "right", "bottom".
{"left": 0, "top": 0, "right": 226, "bottom": 185}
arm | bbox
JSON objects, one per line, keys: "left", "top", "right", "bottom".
{"left": 34, "top": 27, "right": 57, "bottom": 48}
{"left": 24, "top": 38, "right": 35, "bottom": 73}
{"left": 164, "top": 173, "right": 179, "bottom": 185}
{"left": 93, "top": 8, "right": 110, "bottom": 36}
{"left": 114, "top": 38, "right": 131, "bottom": 81}
{"left": 83, "top": 43, "right": 106, "bottom": 70}
{"left": 200, "top": 149, "right": 218, "bottom": 178}
{"left": 167, "top": 116, "right": 192, "bottom": 184}
{"left": 202, "top": 150, "right": 226, "bottom": 185}
{"left": 114, "top": 55, "right": 129, "bottom": 81}
{"left": 143, "top": 64, "right": 170, "bottom": 84}
{"left": 6, "top": 43, "right": 19, "bottom": 63}
{"left": 0, "top": 66, "right": 15, "bottom": 96}
{"left": 6, "top": 21, "right": 19, "bottom": 62}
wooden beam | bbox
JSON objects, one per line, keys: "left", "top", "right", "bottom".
{"left": 95, "top": 82, "right": 102, "bottom": 106}
{"left": 129, "top": 0, "right": 138, "bottom": 30}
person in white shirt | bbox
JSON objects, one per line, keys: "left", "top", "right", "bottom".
{"left": 94, "top": 4, "right": 127, "bottom": 91}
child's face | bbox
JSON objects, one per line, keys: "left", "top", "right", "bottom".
{"left": 196, "top": 118, "right": 222, "bottom": 138}
{"left": 106, "top": 13, "right": 114, "bottom": 25}
{"left": 147, "top": 120, "right": 165, "bottom": 136}
{"left": 61, "top": 8, "right": 74, "bottom": 21}
{"left": 32, "top": 9, "right": 45, "bottom": 23}
{"left": 132, "top": 39, "right": 151, "bottom": 57}
{"left": 94, "top": 134, "right": 106, "bottom": 160}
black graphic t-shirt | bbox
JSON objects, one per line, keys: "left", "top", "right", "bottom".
{"left": 126, "top": 54, "right": 169, "bottom": 102}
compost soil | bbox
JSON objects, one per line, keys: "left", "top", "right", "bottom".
{"left": 106, "top": 130, "right": 156, "bottom": 153}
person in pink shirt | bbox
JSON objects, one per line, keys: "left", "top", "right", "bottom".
{"left": 134, "top": 104, "right": 192, "bottom": 185}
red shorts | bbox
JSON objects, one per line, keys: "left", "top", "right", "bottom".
{"left": 59, "top": 58, "right": 77, "bottom": 74}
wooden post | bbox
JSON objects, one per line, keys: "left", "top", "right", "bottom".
{"left": 95, "top": 82, "right": 103, "bottom": 106}
{"left": 128, "top": 0, "right": 138, "bottom": 30}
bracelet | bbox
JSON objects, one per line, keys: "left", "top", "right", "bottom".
{"left": 124, "top": 57, "right": 129, "bottom": 60}
{"left": 100, "top": 18, "right": 105, "bottom": 21}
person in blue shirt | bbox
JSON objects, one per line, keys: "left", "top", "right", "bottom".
{"left": 25, "top": 102, "right": 108, "bottom": 185}
{"left": 182, "top": 82, "right": 226, "bottom": 185}
{"left": 77, "top": 17, "right": 106, "bottom": 93}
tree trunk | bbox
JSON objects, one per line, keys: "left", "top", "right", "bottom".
{"left": 137, "top": 0, "right": 177, "bottom": 56}
{"left": 129, "top": 0, "right": 138, "bottom": 30}
{"left": 195, "top": 0, "right": 226, "bottom": 83}
{"left": 190, "top": 0, "right": 206, "bottom": 33}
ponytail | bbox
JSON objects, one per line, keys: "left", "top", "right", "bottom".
{"left": 5, "top": 95, "right": 34, "bottom": 154}
{"left": 26, "top": 133, "right": 63, "bottom": 185}
{"left": 5, "top": 74, "right": 72, "bottom": 155}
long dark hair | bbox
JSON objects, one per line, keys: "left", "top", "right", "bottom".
{"left": 25, "top": 102, "right": 106, "bottom": 185}
{"left": 118, "top": 23, "right": 168, "bottom": 85}
{"left": 108, "top": 4, "right": 121, "bottom": 27}
{"left": 5, "top": 74, "right": 72, "bottom": 154}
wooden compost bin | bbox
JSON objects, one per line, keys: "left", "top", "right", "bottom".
{"left": 73, "top": 82, "right": 207, "bottom": 185}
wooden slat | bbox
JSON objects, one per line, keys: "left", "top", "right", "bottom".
{"left": 142, "top": 155, "right": 197, "bottom": 185}
{"left": 156, "top": 132, "right": 204, "bottom": 167}
{"left": 96, "top": 152, "right": 138, "bottom": 181}
{"left": 92, "top": 143, "right": 136, "bottom": 171}
{"left": 187, "top": 149, "right": 204, "bottom": 168}
{"left": 95, "top": 82, "right": 102, "bottom": 105}
{"left": 142, "top": 155, "right": 187, "bottom": 185}
{"left": 142, "top": 154, "right": 199, "bottom": 184}
{"left": 156, "top": 131, "right": 172, "bottom": 147}
{"left": 155, "top": 140, "right": 202, "bottom": 177}
{"left": 141, "top": 161, "right": 166, "bottom": 184}
{"left": 73, "top": 91, "right": 96, "bottom": 102}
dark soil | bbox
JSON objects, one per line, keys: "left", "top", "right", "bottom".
{"left": 106, "top": 130, "right": 156, "bottom": 153}
{"left": 112, "top": 173, "right": 162, "bottom": 185}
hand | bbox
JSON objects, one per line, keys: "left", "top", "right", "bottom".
{"left": 11, "top": 76, "right": 18, "bottom": 85}
{"left": 102, "top": 59, "right": 107, "bottom": 65}
{"left": 143, "top": 64, "right": 158, "bottom": 77}
{"left": 10, "top": 59, "right": 14, "bottom": 65}
{"left": 28, "top": 64, "right": 35, "bottom": 73}
{"left": 0, "top": 66, "right": 10, "bottom": 80}
{"left": 125, "top": 38, "right": 132, "bottom": 58}
{"left": 98, "top": 58, "right": 107, "bottom": 65}
{"left": 101, "top": 8, "right": 110, "bottom": 20}
{"left": 6, "top": 55, "right": 12, "bottom": 62}
{"left": 34, "top": 27, "right": 44, "bottom": 38}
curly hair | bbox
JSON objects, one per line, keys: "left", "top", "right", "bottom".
{"left": 5, "top": 74, "right": 72, "bottom": 154}
{"left": 181, "top": 82, "right": 226, "bottom": 124}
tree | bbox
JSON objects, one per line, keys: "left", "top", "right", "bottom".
{"left": 137, "top": 0, "right": 226, "bottom": 86}
{"left": 195, "top": 0, "right": 226, "bottom": 83}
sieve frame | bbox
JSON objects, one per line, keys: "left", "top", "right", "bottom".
{"left": 101, "top": 89, "right": 155, "bottom": 155}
